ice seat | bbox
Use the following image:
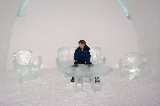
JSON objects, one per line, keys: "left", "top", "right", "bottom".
{"left": 119, "top": 52, "right": 147, "bottom": 79}
{"left": 56, "top": 47, "right": 112, "bottom": 77}
{"left": 13, "top": 50, "right": 42, "bottom": 82}
{"left": 56, "top": 47, "right": 113, "bottom": 92}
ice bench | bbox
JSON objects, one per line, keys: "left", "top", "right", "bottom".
{"left": 56, "top": 47, "right": 113, "bottom": 92}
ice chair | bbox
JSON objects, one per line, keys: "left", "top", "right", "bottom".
{"left": 119, "top": 52, "right": 147, "bottom": 79}
{"left": 56, "top": 47, "right": 113, "bottom": 92}
{"left": 13, "top": 50, "right": 42, "bottom": 82}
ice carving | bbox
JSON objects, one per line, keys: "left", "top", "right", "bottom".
{"left": 119, "top": 52, "right": 147, "bottom": 79}
{"left": 13, "top": 50, "right": 42, "bottom": 82}
{"left": 56, "top": 47, "right": 112, "bottom": 92}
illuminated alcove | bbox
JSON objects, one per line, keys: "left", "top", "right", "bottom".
{"left": 6, "top": 0, "right": 139, "bottom": 69}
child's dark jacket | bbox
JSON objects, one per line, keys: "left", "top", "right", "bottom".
{"left": 74, "top": 45, "right": 91, "bottom": 64}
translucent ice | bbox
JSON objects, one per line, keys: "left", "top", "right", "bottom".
{"left": 119, "top": 52, "right": 147, "bottom": 79}
{"left": 13, "top": 50, "right": 42, "bottom": 82}
{"left": 56, "top": 47, "right": 112, "bottom": 91}
{"left": 17, "top": 0, "right": 30, "bottom": 17}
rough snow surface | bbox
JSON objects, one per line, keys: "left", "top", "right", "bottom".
{"left": 0, "top": 68, "right": 160, "bottom": 106}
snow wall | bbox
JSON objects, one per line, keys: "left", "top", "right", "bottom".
{"left": 0, "top": 0, "right": 21, "bottom": 72}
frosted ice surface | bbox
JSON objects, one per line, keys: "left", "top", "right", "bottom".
{"left": 13, "top": 50, "right": 42, "bottom": 82}
{"left": 56, "top": 47, "right": 112, "bottom": 77}
{"left": 119, "top": 52, "right": 147, "bottom": 79}
{"left": 57, "top": 47, "right": 106, "bottom": 64}
{"left": 56, "top": 47, "right": 112, "bottom": 91}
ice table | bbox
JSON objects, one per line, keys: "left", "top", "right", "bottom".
{"left": 56, "top": 47, "right": 113, "bottom": 92}
{"left": 67, "top": 64, "right": 112, "bottom": 92}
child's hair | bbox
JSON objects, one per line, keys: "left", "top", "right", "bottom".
{"left": 78, "top": 40, "right": 86, "bottom": 45}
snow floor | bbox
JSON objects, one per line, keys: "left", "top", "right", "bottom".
{"left": 0, "top": 68, "right": 160, "bottom": 106}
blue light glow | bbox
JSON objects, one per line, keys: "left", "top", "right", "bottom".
{"left": 118, "top": 0, "right": 132, "bottom": 19}
{"left": 17, "top": 0, "right": 30, "bottom": 17}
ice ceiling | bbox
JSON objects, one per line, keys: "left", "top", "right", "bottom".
{"left": 0, "top": 0, "right": 160, "bottom": 78}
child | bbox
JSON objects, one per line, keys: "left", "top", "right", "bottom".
{"left": 71, "top": 40, "right": 100, "bottom": 83}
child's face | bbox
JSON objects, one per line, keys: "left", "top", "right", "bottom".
{"left": 79, "top": 43, "right": 85, "bottom": 49}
